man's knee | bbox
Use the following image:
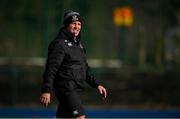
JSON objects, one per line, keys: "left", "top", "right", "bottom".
{"left": 77, "top": 115, "right": 85, "bottom": 119}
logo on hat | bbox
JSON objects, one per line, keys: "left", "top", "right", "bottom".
{"left": 72, "top": 15, "right": 79, "bottom": 21}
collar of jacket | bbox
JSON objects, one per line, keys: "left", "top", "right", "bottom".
{"left": 60, "top": 27, "right": 81, "bottom": 45}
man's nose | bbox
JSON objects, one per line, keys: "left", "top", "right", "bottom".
{"left": 74, "top": 25, "right": 78, "bottom": 29}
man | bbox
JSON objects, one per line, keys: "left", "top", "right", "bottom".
{"left": 40, "top": 10, "right": 107, "bottom": 119}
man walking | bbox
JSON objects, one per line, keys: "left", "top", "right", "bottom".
{"left": 40, "top": 10, "right": 107, "bottom": 119}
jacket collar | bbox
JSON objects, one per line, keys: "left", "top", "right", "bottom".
{"left": 60, "top": 27, "right": 81, "bottom": 44}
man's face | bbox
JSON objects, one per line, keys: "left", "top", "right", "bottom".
{"left": 66, "top": 21, "right": 81, "bottom": 37}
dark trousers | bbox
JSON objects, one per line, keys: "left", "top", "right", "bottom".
{"left": 55, "top": 90, "right": 85, "bottom": 118}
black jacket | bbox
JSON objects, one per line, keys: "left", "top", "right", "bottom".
{"left": 41, "top": 28, "right": 100, "bottom": 93}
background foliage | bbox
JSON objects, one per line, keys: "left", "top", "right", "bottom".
{"left": 0, "top": 0, "right": 179, "bottom": 109}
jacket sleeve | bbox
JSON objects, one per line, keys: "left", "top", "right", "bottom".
{"left": 41, "top": 40, "right": 65, "bottom": 93}
{"left": 86, "top": 63, "right": 100, "bottom": 88}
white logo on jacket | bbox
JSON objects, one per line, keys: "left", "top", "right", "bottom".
{"left": 72, "top": 110, "right": 79, "bottom": 115}
{"left": 79, "top": 43, "right": 83, "bottom": 49}
{"left": 68, "top": 42, "right": 72, "bottom": 47}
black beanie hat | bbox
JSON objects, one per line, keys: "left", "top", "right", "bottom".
{"left": 63, "top": 10, "right": 82, "bottom": 28}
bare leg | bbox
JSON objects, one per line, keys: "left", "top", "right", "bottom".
{"left": 76, "top": 115, "right": 85, "bottom": 119}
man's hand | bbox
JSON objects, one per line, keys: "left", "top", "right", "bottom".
{"left": 40, "top": 93, "right": 51, "bottom": 107}
{"left": 97, "top": 85, "right": 107, "bottom": 100}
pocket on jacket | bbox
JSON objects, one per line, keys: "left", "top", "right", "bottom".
{"left": 54, "top": 79, "right": 77, "bottom": 91}
{"left": 72, "top": 68, "right": 86, "bottom": 81}
{"left": 68, "top": 80, "right": 77, "bottom": 91}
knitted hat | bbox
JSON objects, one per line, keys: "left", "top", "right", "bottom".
{"left": 63, "top": 10, "right": 82, "bottom": 28}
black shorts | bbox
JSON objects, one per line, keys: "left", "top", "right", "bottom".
{"left": 55, "top": 90, "right": 85, "bottom": 118}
